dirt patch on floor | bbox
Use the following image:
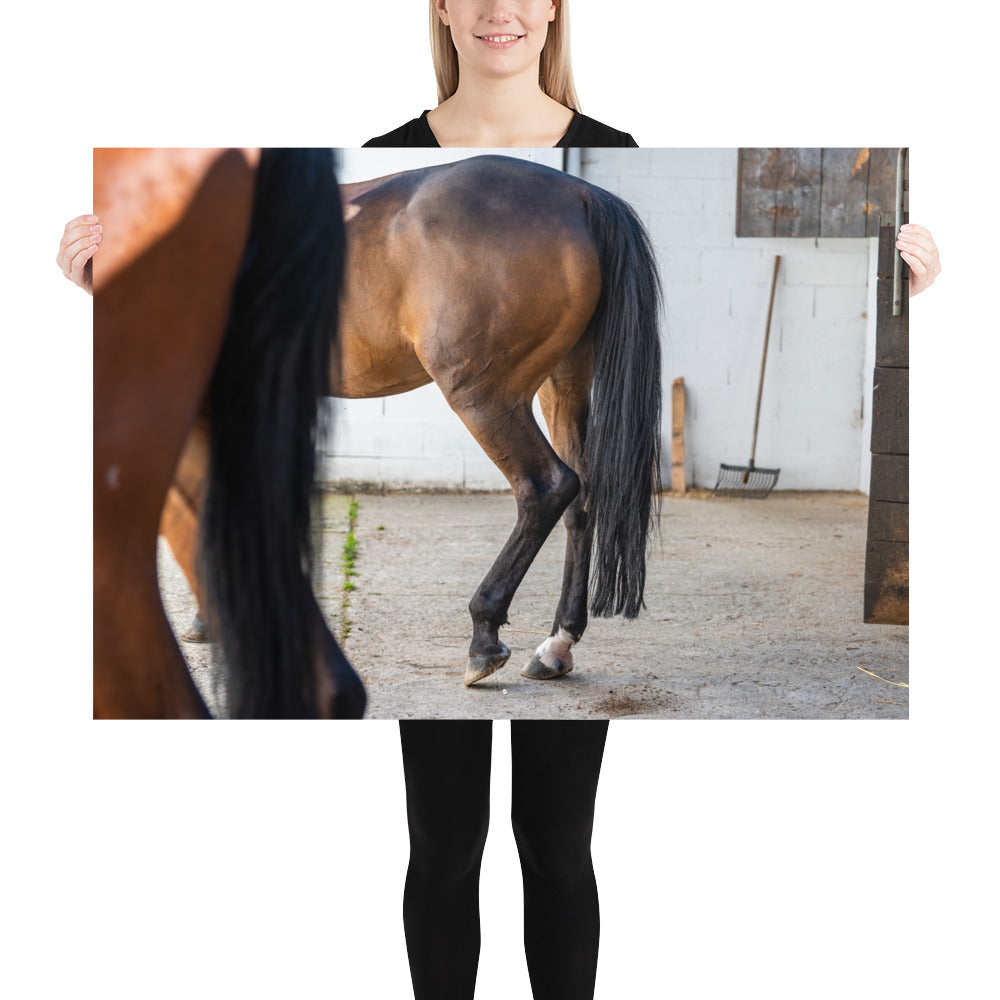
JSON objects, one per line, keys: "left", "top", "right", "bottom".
{"left": 591, "top": 689, "right": 678, "bottom": 717}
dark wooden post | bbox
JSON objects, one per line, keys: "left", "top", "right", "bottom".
{"left": 864, "top": 167, "right": 909, "bottom": 624}
{"left": 671, "top": 377, "right": 686, "bottom": 494}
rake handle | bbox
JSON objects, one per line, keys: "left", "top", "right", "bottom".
{"left": 749, "top": 255, "right": 781, "bottom": 469}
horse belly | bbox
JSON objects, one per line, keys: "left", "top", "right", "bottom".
{"left": 328, "top": 313, "right": 431, "bottom": 397}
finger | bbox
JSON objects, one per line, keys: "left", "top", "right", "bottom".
{"left": 58, "top": 223, "right": 102, "bottom": 270}
{"left": 69, "top": 242, "right": 100, "bottom": 282}
{"left": 902, "top": 251, "right": 934, "bottom": 296}
{"left": 899, "top": 250, "right": 926, "bottom": 278}
{"left": 896, "top": 233, "right": 937, "bottom": 259}
{"left": 63, "top": 214, "right": 98, "bottom": 236}
{"left": 897, "top": 242, "right": 933, "bottom": 271}
{"left": 61, "top": 221, "right": 102, "bottom": 247}
{"left": 896, "top": 238, "right": 940, "bottom": 289}
{"left": 59, "top": 232, "right": 102, "bottom": 274}
{"left": 896, "top": 229, "right": 935, "bottom": 251}
{"left": 897, "top": 224, "right": 938, "bottom": 256}
{"left": 60, "top": 217, "right": 98, "bottom": 254}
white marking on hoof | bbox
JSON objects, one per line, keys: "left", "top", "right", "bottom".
{"left": 527, "top": 628, "right": 575, "bottom": 676}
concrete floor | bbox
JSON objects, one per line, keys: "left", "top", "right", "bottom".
{"left": 158, "top": 490, "right": 908, "bottom": 720}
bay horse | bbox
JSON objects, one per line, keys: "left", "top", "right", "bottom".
{"left": 161, "top": 154, "right": 662, "bottom": 688}
{"left": 94, "top": 147, "right": 365, "bottom": 719}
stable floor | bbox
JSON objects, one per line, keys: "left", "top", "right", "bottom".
{"left": 158, "top": 490, "right": 908, "bottom": 720}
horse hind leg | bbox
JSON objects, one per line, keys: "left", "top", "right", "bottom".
{"left": 160, "top": 419, "right": 365, "bottom": 716}
{"left": 450, "top": 400, "right": 581, "bottom": 686}
{"left": 523, "top": 353, "right": 592, "bottom": 681}
{"left": 159, "top": 418, "right": 212, "bottom": 642}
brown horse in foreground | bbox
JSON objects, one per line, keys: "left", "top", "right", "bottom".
{"left": 94, "top": 148, "right": 365, "bottom": 719}
{"left": 162, "top": 155, "right": 663, "bottom": 690}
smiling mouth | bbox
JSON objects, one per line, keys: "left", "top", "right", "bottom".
{"left": 475, "top": 33, "right": 525, "bottom": 47}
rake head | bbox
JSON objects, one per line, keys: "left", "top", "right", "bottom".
{"left": 713, "top": 462, "right": 780, "bottom": 499}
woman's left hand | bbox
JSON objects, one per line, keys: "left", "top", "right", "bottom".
{"left": 896, "top": 223, "right": 941, "bottom": 297}
{"left": 57, "top": 214, "right": 102, "bottom": 294}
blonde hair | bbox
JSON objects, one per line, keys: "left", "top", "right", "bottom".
{"left": 429, "top": 1, "right": 580, "bottom": 110}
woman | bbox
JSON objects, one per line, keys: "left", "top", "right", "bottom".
{"left": 364, "top": 0, "right": 636, "bottom": 147}
{"left": 61, "top": 7, "right": 940, "bottom": 1000}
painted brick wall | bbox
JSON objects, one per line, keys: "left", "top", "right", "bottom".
{"left": 320, "top": 148, "right": 878, "bottom": 493}
{"left": 581, "top": 149, "right": 876, "bottom": 492}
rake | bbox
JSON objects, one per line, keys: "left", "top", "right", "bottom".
{"left": 714, "top": 254, "right": 781, "bottom": 498}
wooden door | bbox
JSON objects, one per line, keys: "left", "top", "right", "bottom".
{"left": 864, "top": 153, "right": 909, "bottom": 624}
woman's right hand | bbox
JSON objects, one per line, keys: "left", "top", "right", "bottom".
{"left": 57, "top": 214, "right": 102, "bottom": 294}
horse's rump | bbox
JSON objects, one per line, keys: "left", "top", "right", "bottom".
{"left": 337, "top": 156, "right": 602, "bottom": 401}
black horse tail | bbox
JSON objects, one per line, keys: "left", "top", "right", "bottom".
{"left": 582, "top": 185, "right": 663, "bottom": 619}
{"left": 201, "top": 148, "right": 345, "bottom": 718}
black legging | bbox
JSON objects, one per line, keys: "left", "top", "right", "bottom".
{"left": 399, "top": 719, "right": 609, "bottom": 1000}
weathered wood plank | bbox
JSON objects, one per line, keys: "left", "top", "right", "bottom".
{"left": 738, "top": 148, "right": 900, "bottom": 239}
{"left": 865, "top": 148, "right": 898, "bottom": 237}
{"left": 875, "top": 280, "right": 909, "bottom": 367}
{"left": 737, "top": 148, "right": 778, "bottom": 237}
{"left": 869, "top": 454, "right": 908, "bottom": 503}
{"left": 774, "top": 148, "right": 822, "bottom": 238}
{"left": 819, "top": 149, "right": 871, "bottom": 238}
{"left": 870, "top": 367, "right": 909, "bottom": 455}
{"left": 864, "top": 539, "right": 909, "bottom": 625}
{"left": 867, "top": 500, "right": 909, "bottom": 542}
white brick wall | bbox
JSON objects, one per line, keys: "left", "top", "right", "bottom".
{"left": 582, "top": 148, "right": 877, "bottom": 492}
{"left": 320, "top": 148, "right": 879, "bottom": 493}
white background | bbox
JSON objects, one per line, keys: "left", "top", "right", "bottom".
{"left": 2, "top": 2, "right": 995, "bottom": 998}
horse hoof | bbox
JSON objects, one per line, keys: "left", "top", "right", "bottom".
{"left": 465, "top": 643, "right": 511, "bottom": 687}
{"left": 180, "top": 614, "right": 213, "bottom": 643}
{"left": 522, "top": 630, "right": 575, "bottom": 680}
{"left": 521, "top": 652, "right": 573, "bottom": 680}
